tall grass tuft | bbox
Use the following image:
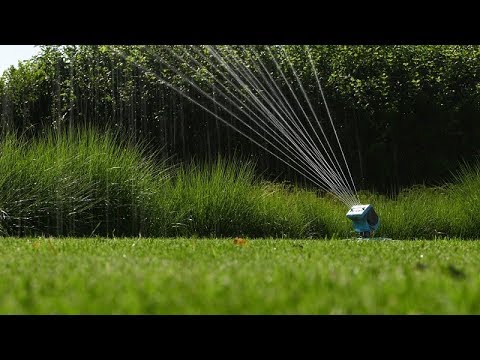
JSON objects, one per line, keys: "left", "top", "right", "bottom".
{"left": 0, "top": 128, "right": 168, "bottom": 237}
{"left": 3, "top": 128, "right": 480, "bottom": 239}
{"left": 156, "top": 157, "right": 259, "bottom": 237}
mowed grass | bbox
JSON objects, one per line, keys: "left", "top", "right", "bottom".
{"left": 1, "top": 237, "right": 480, "bottom": 314}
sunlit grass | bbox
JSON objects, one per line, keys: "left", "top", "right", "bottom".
{"left": 1, "top": 237, "right": 479, "bottom": 314}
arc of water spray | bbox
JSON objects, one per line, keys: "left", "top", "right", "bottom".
{"left": 275, "top": 46, "right": 359, "bottom": 203}
{"left": 211, "top": 45, "right": 357, "bottom": 204}
{"left": 203, "top": 45, "right": 359, "bottom": 206}
{"left": 112, "top": 47, "right": 353, "bottom": 205}
{"left": 304, "top": 46, "right": 360, "bottom": 204}
{"left": 144, "top": 45, "right": 356, "bottom": 206}
{"left": 200, "top": 46, "right": 356, "bottom": 205}
{"left": 226, "top": 46, "right": 348, "bottom": 188}
{"left": 112, "top": 46, "right": 360, "bottom": 207}
{"left": 174, "top": 46, "right": 351, "bottom": 201}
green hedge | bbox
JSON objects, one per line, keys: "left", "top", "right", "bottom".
{"left": 2, "top": 45, "right": 480, "bottom": 192}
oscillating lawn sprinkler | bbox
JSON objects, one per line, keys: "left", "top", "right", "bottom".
{"left": 346, "top": 204, "right": 380, "bottom": 238}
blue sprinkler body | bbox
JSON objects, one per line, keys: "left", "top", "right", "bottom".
{"left": 346, "top": 204, "right": 380, "bottom": 238}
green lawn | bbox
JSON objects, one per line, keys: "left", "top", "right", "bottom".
{"left": 1, "top": 237, "right": 479, "bottom": 314}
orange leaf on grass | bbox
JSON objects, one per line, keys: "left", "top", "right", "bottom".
{"left": 233, "top": 237, "right": 248, "bottom": 246}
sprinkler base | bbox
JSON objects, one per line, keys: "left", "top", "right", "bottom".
{"left": 359, "top": 231, "right": 373, "bottom": 238}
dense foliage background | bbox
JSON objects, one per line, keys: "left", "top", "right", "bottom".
{"left": 2, "top": 45, "right": 480, "bottom": 194}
